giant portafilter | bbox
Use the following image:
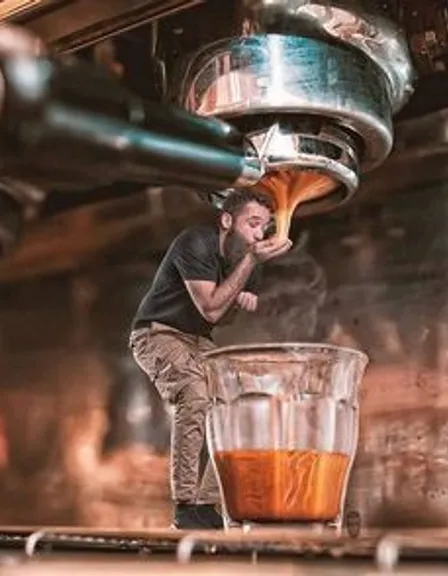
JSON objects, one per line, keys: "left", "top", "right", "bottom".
{"left": 178, "top": 0, "right": 416, "bottom": 237}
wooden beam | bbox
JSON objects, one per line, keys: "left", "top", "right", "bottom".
{"left": 0, "top": 189, "right": 214, "bottom": 283}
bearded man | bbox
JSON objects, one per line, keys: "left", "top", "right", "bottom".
{"left": 129, "top": 188, "right": 292, "bottom": 529}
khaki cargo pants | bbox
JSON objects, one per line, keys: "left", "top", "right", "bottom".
{"left": 129, "top": 322, "right": 221, "bottom": 504}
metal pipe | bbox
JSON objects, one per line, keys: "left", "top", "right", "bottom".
{"left": 47, "top": 57, "right": 246, "bottom": 146}
{"left": 0, "top": 51, "right": 262, "bottom": 191}
{"left": 31, "top": 101, "right": 261, "bottom": 189}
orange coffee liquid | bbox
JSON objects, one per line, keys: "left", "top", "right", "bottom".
{"left": 214, "top": 449, "right": 349, "bottom": 522}
{"left": 257, "top": 170, "right": 337, "bottom": 240}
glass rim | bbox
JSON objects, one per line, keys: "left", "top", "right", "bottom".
{"left": 203, "top": 342, "right": 369, "bottom": 365}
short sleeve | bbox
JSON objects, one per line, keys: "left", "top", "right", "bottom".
{"left": 173, "top": 231, "right": 218, "bottom": 283}
{"left": 245, "top": 265, "right": 263, "bottom": 295}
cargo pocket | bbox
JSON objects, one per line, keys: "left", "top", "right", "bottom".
{"left": 133, "top": 331, "right": 200, "bottom": 404}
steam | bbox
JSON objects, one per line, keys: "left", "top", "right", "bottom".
{"left": 216, "top": 231, "right": 327, "bottom": 345}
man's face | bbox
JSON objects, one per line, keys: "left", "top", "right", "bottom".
{"left": 222, "top": 201, "right": 272, "bottom": 264}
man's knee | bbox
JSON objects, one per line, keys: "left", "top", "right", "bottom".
{"left": 178, "top": 377, "right": 208, "bottom": 401}
{"left": 175, "top": 379, "right": 209, "bottom": 418}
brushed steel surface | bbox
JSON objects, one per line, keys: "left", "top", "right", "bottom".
{"left": 181, "top": 34, "right": 392, "bottom": 172}
{"left": 235, "top": 0, "right": 415, "bottom": 113}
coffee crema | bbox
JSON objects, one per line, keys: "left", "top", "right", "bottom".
{"left": 258, "top": 170, "right": 338, "bottom": 240}
{"left": 214, "top": 449, "right": 349, "bottom": 522}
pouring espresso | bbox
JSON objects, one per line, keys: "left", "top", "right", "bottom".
{"left": 257, "top": 169, "right": 339, "bottom": 240}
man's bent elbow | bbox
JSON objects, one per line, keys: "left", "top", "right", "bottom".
{"left": 202, "top": 310, "right": 221, "bottom": 324}
{"left": 200, "top": 305, "right": 222, "bottom": 324}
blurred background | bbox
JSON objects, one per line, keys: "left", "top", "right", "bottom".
{"left": 0, "top": 0, "right": 446, "bottom": 531}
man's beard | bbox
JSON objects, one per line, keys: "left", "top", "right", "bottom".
{"left": 223, "top": 228, "right": 248, "bottom": 266}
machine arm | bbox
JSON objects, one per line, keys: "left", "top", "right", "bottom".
{"left": 0, "top": 28, "right": 262, "bottom": 192}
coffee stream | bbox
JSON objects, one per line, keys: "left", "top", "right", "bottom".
{"left": 215, "top": 449, "right": 349, "bottom": 522}
{"left": 258, "top": 170, "right": 337, "bottom": 239}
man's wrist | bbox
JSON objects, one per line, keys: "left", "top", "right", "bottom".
{"left": 245, "top": 248, "right": 259, "bottom": 266}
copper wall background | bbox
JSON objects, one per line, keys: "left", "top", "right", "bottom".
{"left": 0, "top": 270, "right": 172, "bottom": 527}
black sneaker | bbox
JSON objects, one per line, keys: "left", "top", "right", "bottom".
{"left": 174, "top": 503, "right": 224, "bottom": 530}
{"left": 197, "top": 504, "right": 225, "bottom": 529}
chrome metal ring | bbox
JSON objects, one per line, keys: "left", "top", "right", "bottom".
{"left": 181, "top": 34, "right": 393, "bottom": 171}
{"left": 236, "top": 0, "right": 415, "bottom": 113}
{"left": 246, "top": 119, "right": 360, "bottom": 194}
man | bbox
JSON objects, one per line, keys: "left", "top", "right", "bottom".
{"left": 129, "top": 188, "right": 292, "bottom": 529}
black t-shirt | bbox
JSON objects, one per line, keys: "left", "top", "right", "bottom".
{"left": 132, "top": 224, "right": 261, "bottom": 338}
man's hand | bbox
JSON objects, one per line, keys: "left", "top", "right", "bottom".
{"left": 237, "top": 291, "right": 258, "bottom": 312}
{"left": 249, "top": 236, "right": 292, "bottom": 263}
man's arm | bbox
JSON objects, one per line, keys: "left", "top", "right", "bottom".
{"left": 234, "top": 264, "right": 262, "bottom": 312}
{"left": 184, "top": 254, "right": 257, "bottom": 324}
{"left": 172, "top": 231, "right": 256, "bottom": 324}
{"left": 245, "top": 265, "right": 262, "bottom": 295}
{"left": 174, "top": 232, "right": 291, "bottom": 324}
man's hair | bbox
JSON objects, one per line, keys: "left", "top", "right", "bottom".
{"left": 220, "top": 188, "right": 275, "bottom": 218}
